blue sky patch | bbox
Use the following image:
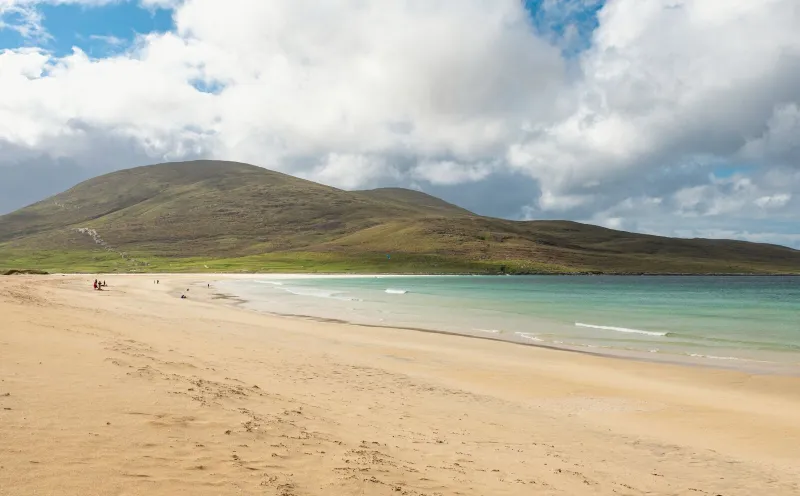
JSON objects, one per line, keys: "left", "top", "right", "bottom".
{"left": 712, "top": 164, "right": 757, "bottom": 179}
{"left": 190, "top": 77, "right": 227, "bottom": 95}
{"left": 40, "top": 2, "right": 174, "bottom": 56}
{"left": 524, "top": 0, "right": 605, "bottom": 55}
{"left": 0, "top": 2, "right": 174, "bottom": 57}
{"left": 0, "top": 10, "right": 33, "bottom": 49}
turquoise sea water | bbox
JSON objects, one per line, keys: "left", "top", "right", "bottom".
{"left": 216, "top": 276, "right": 800, "bottom": 373}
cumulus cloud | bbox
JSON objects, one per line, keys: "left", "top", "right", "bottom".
{"left": 511, "top": 0, "right": 800, "bottom": 189}
{"left": 410, "top": 160, "right": 496, "bottom": 186}
{"left": 741, "top": 103, "right": 800, "bottom": 166}
{"left": 0, "top": 0, "right": 799, "bottom": 246}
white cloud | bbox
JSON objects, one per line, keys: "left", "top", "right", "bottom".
{"left": 138, "top": 0, "right": 181, "bottom": 9}
{"left": 0, "top": 1, "right": 47, "bottom": 39}
{"left": 411, "top": 160, "right": 494, "bottom": 186}
{"left": 741, "top": 103, "right": 800, "bottom": 165}
{"left": 0, "top": 0, "right": 799, "bottom": 246}
{"left": 537, "top": 190, "right": 595, "bottom": 212}
{"left": 300, "top": 153, "right": 398, "bottom": 191}
{"left": 1, "top": 0, "right": 568, "bottom": 178}
{"left": 509, "top": 0, "right": 800, "bottom": 203}
{"left": 755, "top": 193, "right": 792, "bottom": 209}
{"left": 88, "top": 34, "right": 125, "bottom": 45}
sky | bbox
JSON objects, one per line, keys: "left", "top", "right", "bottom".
{"left": 0, "top": 1, "right": 799, "bottom": 248}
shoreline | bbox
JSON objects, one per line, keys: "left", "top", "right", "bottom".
{"left": 2, "top": 274, "right": 800, "bottom": 494}
{"left": 201, "top": 275, "right": 800, "bottom": 377}
{"left": 216, "top": 298, "right": 800, "bottom": 377}
{"left": 7, "top": 270, "right": 800, "bottom": 277}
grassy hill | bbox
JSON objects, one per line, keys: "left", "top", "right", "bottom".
{"left": 1, "top": 160, "right": 799, "bottom": 274}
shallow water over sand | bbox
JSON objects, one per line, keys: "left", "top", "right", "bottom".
{"left": 216, "top": 275, "right": 800, "bottom": 373}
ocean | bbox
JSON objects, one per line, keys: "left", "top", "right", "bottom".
{"left": 215, "top": 275, "right": 800, "bottom": 374}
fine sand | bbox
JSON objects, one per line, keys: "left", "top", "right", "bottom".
{"left": 1, "top": 275, "right": 799, "bottom": 495}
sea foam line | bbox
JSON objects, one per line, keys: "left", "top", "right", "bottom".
{"left": 687, "top": 353, "right": 771, "bottom": 364}
{"left": 515, "top": 332, "right": 543, "bottom": 342}
{"left": 284, "top": 288, "right": 339, "bottom": 298}
{"left": 575, "top": 322, "right": 667, "bottom": 337}
{"left": 385, "top": 289, "right": 408, "bottom": 294}
{"left": 688, "top": 353, "right": 739, "bottom": 361}
{"left": 282, "top": 287, "right": 362, "bottom": 302}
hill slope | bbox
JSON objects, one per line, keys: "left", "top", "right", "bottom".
{"left": 1, "top": 160, "right": 799, "bottom": 274}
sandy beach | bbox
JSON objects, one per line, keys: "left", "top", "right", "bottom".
{"left": 1, "top": 274, "right": 799, "bottom": 495}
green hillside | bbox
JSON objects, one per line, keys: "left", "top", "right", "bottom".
{"left": 1, "top": 160, "right": 799, "bottom": 274}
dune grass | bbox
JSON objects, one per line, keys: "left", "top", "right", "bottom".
{"left": 0, "top": 248, "right": 581, "bottom": 275}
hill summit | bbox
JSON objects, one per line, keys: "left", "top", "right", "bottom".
{"left": 1, "top": 160, "right": 799, "bottom": 274}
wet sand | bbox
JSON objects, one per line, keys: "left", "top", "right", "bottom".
{"left": 1, "top": 274, "right": 799, "bottom": 495}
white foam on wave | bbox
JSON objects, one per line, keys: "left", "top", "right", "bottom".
{"left": 688, "top": 353, "right": 739, "bottom": 361}
{"left": 284, "top": 287, "right": 338, "bottom": 298}
{"left": 689, "top": 353, "right": 772, "bottom": 364}
{"left": 385, "top": 289, "right": 408, "bottom": 294}
{"left": 515, "top": 332, "right": 543, "bottom": 342}
{"left": 256, "top": 280, "right": 284, "bottom": 286}
{"left": 283, "top": 287, "right": 361, "bottom": 302}
{"left": 473, "top": 329, "right": 501, "bottom": 334}
{"left": 575, "top": 322, "right": 667, "bottom": 337}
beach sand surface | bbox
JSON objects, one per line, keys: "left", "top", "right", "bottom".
{"left": 1, "top": 274, "right": 799, "bottom": 495}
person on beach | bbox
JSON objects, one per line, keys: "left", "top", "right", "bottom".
{"left": 93, "top": 280, "right": 97, "bottom": 290}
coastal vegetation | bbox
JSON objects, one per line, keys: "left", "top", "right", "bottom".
{"left": 2, "top": 160, "right": 799, "bottom": 274}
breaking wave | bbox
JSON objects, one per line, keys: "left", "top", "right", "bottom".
{"left": 575, "top": 322, "right": 668, "bottom": 337}
{"left": 283, "top": 287, "right": 361, "bottom": 302}
{"left": 688, "top": 353, "right": 739, "bottom": 361}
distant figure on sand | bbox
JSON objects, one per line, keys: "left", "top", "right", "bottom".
{"left": 93, "top": 280, "right": 97, "bottom": 290}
